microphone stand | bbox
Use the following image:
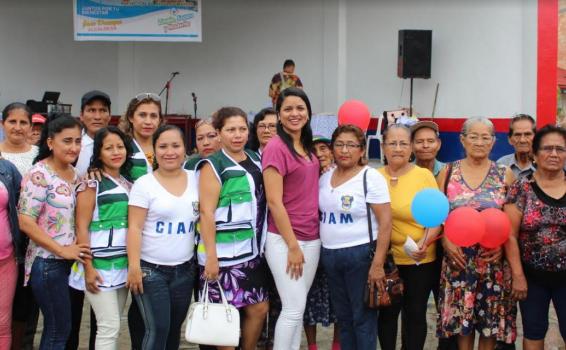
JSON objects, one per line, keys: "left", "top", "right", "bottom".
{"left": 158, "top": 72, "right": 179, "bottom": 116}
{"left": 191, "top": 93, "right": 197, "bottom": 119}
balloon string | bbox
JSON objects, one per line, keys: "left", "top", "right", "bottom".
{"left": 423, "top": 233, "right": 444, "bottom": 248}
{"left": 419, "top": 228, "right": 430, "bottom": 249}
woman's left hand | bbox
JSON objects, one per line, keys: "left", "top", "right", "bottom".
{"left": 368, "top": 260, "right": 386, "bottom": 294}
{"left": 410, "top": 237, "right": 428, "bottom": 262}
{"left": 480, "top": 246, "right": 502, "bottom": 263}
{"left": 511, "top": 273, "right": 528, "bottom": 301}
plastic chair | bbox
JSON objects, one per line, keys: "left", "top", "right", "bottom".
{"left": 366, "top": 114, "right": 385, "bottom": 163}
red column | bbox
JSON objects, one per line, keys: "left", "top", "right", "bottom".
{"left": 537, "top": 0, "right": 559, "bottom": 127}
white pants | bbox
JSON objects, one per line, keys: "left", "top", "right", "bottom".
{"left": 265, "top": 232, "right": 321, "bottom": 350}
{"left": 85, "top": 287, "right": 128, "bottom": 350}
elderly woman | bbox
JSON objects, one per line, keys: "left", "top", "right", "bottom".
{"left": 320, "top": 124, "right": 391, "bottom": 350}
{"left": 303, "top": 135, "right": 339, "bottom": 350}
{"left": 436, "top": 117, "right": 516, "bottom": 350}
{"left": 504, "top": 125, "right": 566, "bottom": 350}
{"left": 377, "top": 124, "right": 442, "bottom": 350}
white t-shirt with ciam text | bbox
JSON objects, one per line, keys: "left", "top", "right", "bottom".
{"left": 319, "top": 166, "right": 390, "bottom": 249}
{"left": 128, "top": 170, "right": 198, "bottom": 265}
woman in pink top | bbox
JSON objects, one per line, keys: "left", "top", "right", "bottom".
{"left": 0, "top": 156, "right": 23, "bottom": 348}
{"left": 262, "top": 87, "right": 321, "bottom": 350}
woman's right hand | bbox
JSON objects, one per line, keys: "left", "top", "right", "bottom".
{"left": 287, "top": 245, "right": 305, "bottom": 280}
{"left": 204, "top": 257, "right": 220, "bottom": 281}
{"left": 442, "top": 238, "right": 466, "bottom": 271}
{"left": 85, "top": 266, "right": 103, "bottom": 294}
{"left": 59, "top": 243, "right": 91, "bottom": 263}
{"left": 127, "top": 265, "right": 144, "bottom": 295}
{"left": 84, "top": 168, "right": 103, "bottom": 182}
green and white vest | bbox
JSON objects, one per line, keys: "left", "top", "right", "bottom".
{"left": 129, "top": 139, "right": 152, "bottom": 182}
{"left": 183, "top": 154, "right": 201, "bottom": 171}
{"left": 196, "top": 149, "right": 267, "bottom": 267}
{"left": 70, "top": 175, "right": 130, "bottom": 291}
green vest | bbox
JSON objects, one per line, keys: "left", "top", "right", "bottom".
{"left": 128, "top": 139, "right": 152, "bottom": 182}
{"left": 70, "top": 175, "right": 129, "bottom": 291}
{"left": 196, "top": 149, "right": 266, "bottom": 267}
{"left": 183, "top": 154, "right": 201, "bottom": 171}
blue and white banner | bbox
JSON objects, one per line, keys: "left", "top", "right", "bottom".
{"left": 74, "top": 0, "right": 202, "bottom": 42}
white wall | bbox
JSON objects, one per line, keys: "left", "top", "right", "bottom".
{"left": 344, "top": 0, "right": 537, "bottom": 118}
{"left": 0, "top": 1, "right": 118, "bottom": 112}
{"left": 0, "top": 0, "right": 537, "bottom": 118}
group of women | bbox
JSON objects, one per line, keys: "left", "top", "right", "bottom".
{"left": 0, "top": 87, "right": 564, "bottom": 350}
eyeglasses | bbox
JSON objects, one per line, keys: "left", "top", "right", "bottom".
{"left": 465, "top": 134, "right": 494, "bottom": 144}
{"left": 257, "top": 123, "right": 277, "bottom": 131}
{"left": 539, "top": 145, "right": 566, "bottom": 154}
{"left": 333, "top": 142, "right": 362, "bottom": 150}
{"left": 135, "top": 93, "right": 161, "bottom": 102}
{"left": 384, "top": 142, "right": 410, "bottom": 149}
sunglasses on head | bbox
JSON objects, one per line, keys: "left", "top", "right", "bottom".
{"left": 135, "top": 93, "right": 161, "bottom": 102}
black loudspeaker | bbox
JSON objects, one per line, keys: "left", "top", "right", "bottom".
{"left": 397, "top": 30, "right": 432, "bottom": 79}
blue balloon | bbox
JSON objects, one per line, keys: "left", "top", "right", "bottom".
{"left": 410, "top": 188, "right": 449, "bottom": 228}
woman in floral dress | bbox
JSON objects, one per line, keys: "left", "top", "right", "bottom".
{"left": 436, "top": 117, "right": 516, "bottom": 350}
{"left": 17, "top": 114, "right": 91, "bottom": 349}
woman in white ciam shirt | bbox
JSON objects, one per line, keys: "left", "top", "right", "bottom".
{"left": 319, "top": 125, "right": 392, "bottom": 350}
{"left": 126, "top": 125, "right": 198, "bottom": 350}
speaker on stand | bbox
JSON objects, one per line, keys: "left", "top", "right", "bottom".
{"left": 397, "top": 29, "right": 432, "bottom": 116}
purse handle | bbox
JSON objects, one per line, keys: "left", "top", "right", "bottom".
{"left": 363, "top": 169, "right": 374, "bottom": 242}
{"left": 201, "top": 279, "right": 235, "bottom": 322}
{"left": 202, "top": 279, "right": 230, "bottom": 307}
{"left": 363, "top": 169, "right": 377, "bottom": 261}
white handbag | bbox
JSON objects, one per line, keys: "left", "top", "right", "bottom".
{"left": 185, "top": 279, "right": 240, "bottom": 346}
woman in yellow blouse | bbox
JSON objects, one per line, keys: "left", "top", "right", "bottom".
{"left": 377, "top": 123, "right": 441, "bottom": 350}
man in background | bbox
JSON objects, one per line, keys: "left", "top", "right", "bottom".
{"left": 268, "top": 59, "right": 303, "bottom": 107}
{"left": 496, "top": 114, "right": 536, "bottom": 179}
{"left": 411, "top": 121, "right": 445, "bottom": 177}
{"left": 75, "top": 90, "right": 112, "bottom": 177}
{"left": 28, "top": 113, "right": 46, "bottom": 145}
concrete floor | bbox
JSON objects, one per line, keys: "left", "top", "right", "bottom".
{"left": 32, "top": 296, "right": 565, "bottom": 349}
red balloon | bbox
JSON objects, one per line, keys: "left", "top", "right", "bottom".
{"left": 444, "top": 207, "right": 485, "bottom": 247}
{"left": 337, "top": 100, "right": 371, "bottom": 131}
{"left": 479, "top": 208, "right": 511, "bottom": 248}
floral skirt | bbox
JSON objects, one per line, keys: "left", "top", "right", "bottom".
{"left": 304, "top": 266, "right": 337, "bottom": 326}
{"left": 198, "top": 256, "right": 269, "bottom": 309}
{"left": 436, "top": 244, "right": 517, "bottom": 343}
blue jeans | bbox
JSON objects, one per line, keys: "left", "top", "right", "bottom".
{"left": 321, "top": 243, "right": 377, "bottom": 350}
{"left": 29, "top": 257, "right": 72, "bottom": 350}
{"left": 135, "top": 260, "right": 196, "bottom": 350}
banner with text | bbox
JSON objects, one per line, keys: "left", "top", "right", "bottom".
{"left": 74, "top": 0, "right": 201, "bottom": 42}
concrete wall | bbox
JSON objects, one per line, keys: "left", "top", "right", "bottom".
{"left": 0, "top": 0, "right": 537, "bottom": 119}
